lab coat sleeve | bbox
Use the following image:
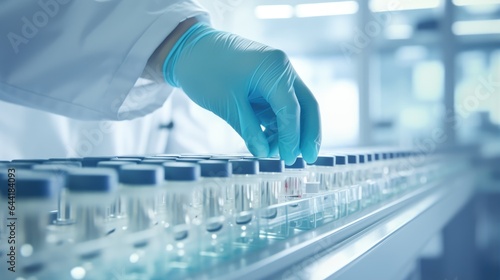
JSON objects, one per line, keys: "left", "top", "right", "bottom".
{"left": 0, "top": 0, "right": 209, "bottom": 120}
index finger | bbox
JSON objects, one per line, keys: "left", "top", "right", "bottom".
{"left": 254, "top": 50, "right": 301, "bottom": 165}
{"left": 294, "top": 75, "right": 321, "bottom": 164}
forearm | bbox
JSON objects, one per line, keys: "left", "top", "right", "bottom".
{"left": 142, "top": 17, "right": 200, "bottom": 83}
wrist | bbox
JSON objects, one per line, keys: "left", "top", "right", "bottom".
{"left": 143, "top": 17, "right": 200, "bottom": 83}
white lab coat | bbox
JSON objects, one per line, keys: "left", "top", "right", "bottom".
{"left": 0, "top": 0, "right": 208, "bottom": 120}
{"left": 0, "top": 0, "right": 209, "bottom": 159}
{"left": 0, "top": 81, "right": 174, "bottom": 159}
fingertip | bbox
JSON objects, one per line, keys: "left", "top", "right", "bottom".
{"left": 247, "top": 137, "right": 269, "bottom": 158}
{"left": 280, "top": 145, "right": 300, "bottom": 166}
{"left": 302, "top": 140, "right": 321, "bottom": 164}
{"left": 284, "top": 156, "right": 297, "bottom": 166}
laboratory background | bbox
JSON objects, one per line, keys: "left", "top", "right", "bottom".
{"left": 1, "top": 0, "right": 500, "bottom": 279}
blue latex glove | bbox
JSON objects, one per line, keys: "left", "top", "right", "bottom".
{"left": 163, "top": 23, "right": 321, "bottom": 165}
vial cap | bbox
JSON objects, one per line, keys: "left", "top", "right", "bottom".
{"left": 211, "top": 156, "right": 244, "bottom": 161}
{"left": 82, "top": 156, "right": 117, "bottom": 167}
{"left": 176, "top": 158, "right": 204, "bottom": 163}
{"left": 49, "top": 158, "right": 82, "bottom": 162}
{"left": 110, "top": 158, "right": 142, "bottom": 163}
{"left": 119, "top": 165, "right": 164, "bottom": 185}
{"left": 141, "top": 159, "right": 175, "bottom": 165}
{"left": 163, "top": 162, "right": 200, "bottom": 181}
{"left": 66, "top": 168, "right": 118, "bottom": 192}
{"left": 1, "top": 171, "right": 60, "bottom": 199}
{"left": 310, "top": 156, "right": 334, "bottom": 167}
{"left": 258, "top": 158, "right": 284, "bottom": 173}
{"left": 347, "top": 155, "right": 357, "bottom": 164}
{"left": 144, "top": 156, "right": 178, "bottom": 160}
{"left": 116, "top": 156, "right": 147, "bottom": 160}
{"left": 44, "top": 161, "right": 82, "bottom": 167}
{"left": 6, "top": 162, "right": 36, "bottom": 169}
{"left": 154, "top": 154, "right": 180, "bottom": 158}
{"left": 242, "top": 156, "right": 259, "bottom": 160}
{"left": 358, "top": 154, "right": 366, "bottom": 164}
{"left": 48, "top": 158, "right": 83, "bottom": 167}
{"left": 334, "top": 155, "right": 347, "bottom": 165}
{"left": 230, "top": 160, "right": 259, "bottom": 175}
{"left": 367, "top": 154, "right": 373, "bottom": 162}
{"left": 12, "top": 159, "right": 47, "bottom": 164}
{"left": 199, "top": 160, "right": 232, "bottom": 178}
{"left": 33, "top": 164, "right": 75, "bottom": 174}
{"left": 374, "top": 153, "right": 381, "bottom": 161}
{"left": 179, "top": 155, "right": 212, "bottom": 160}
{"left": 97, "top": 161, "right": 136, "bottom": 171}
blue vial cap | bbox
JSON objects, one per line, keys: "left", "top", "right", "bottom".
{"left": 49, "top": 158, "right": 82, "bottom": 162}
{"left": 110, "top": 158, "right": 142, "bottom": 163}
{"left": 199, "top": 160, "right": 232, "bottom": 178}
{"left": 374, "top": 153, "right": 381, "bottom": 161}
{"left": 243, "top": 156, "right": 259, "bottom": 160}
{"left": 33, "top": 164, "right": 74, "bottom": 174}
{"left": 179, "top": 155, "right": 211, "bottom": 160}
{"left": 6, "top": 162, "right": 36, "bottom": 169}
{"left": 154, "top": 154, "right": 180, "bottom": 158}
{"left": 97, "top": 161, "right": 136, "bottom": 171}
{"left": 44, "top": 161, "right": 82, "bottom": 167}
{"left": 347, "top": 155, "right": 357, "bottom": 164}
{"left": 367, "top": 154, "right": 373, "bottom": 162}
{"left": 258, "top": 158, "right": 284, "bottom": 173}
{"left": 230, "top": 160, "right": 259, "bottom": 175}
{"left": 310, "top": 156, "right": 334, "bottom": 167}
{"left": 66, "top": 168, "right": 118, "bottom": 192}
{"left": 116, "top": 156, "right": 147, "bottom": 160}
{"left": 176, "top": 158, "right": 204, "bottom": 163}
{"left": 48, "top": 158, "right": 83, "bottom": 167}
{"left": 119, "top": 165, "right": 164, "bottom": 185}
{"left": 211, "top": 156, "right": 243, "bottom": 161}
{"left": 382, "top": 152, "right": 390, "bottom": 160}
{"left": 82, "top": 156, "right": 117, "bottom": 167}
{"left": 12, "top": 159, "right": 47, "bottom": 164}
{"left": 163, "top": 162, "right": 200, "bottom": 181}
{"left": 144, "top": 156, "right": 177, "bottom": 160}
{"left": 334, "top": 155, "right": 347, "bottom": 165}
{"left": 141, "top": 159, "right": 175, "bottom": 165}
{"left": 358, "top": 154, "right": 366, "bottom": 164}
{"left": 212, "top": 154, "right": 246, "bottom": 158}
{"left": 0, "top": 171, "right": 60, "bottom": 199}
{"left": 286, "top": 157, "right": 306, "bottom": 169}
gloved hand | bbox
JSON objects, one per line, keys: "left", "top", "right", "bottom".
{"left": 163, "top": 23, "right": 321, "bottom": 165}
